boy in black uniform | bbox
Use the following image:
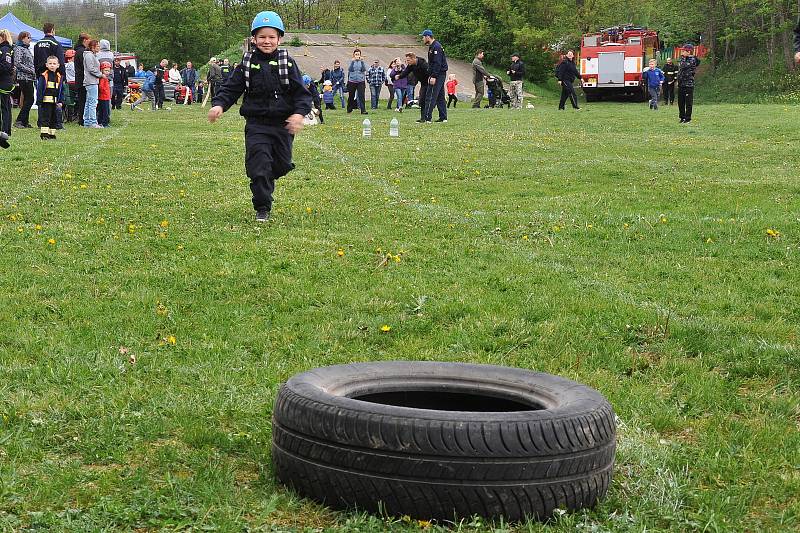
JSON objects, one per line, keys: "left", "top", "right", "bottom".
{"left": 662, "top": 57, "right": 677, "bottom": 105}
{"left": 36, "top": 56, "right": 64, "bottom": 140}
{"left": 677, "top": 45, "right": 700, "bottom": 123}
{"left": 209, "top": 11, "right": 311, "bottom": 223}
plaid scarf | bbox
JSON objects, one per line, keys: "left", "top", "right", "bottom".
{"left": 243, "top": 48, "right": 291, "bottom": 91}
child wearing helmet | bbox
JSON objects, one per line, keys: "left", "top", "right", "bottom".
{"left": 302, "top": 73, "right": 323, "bottom": 124}
{"left": 208, "top": 11, "right": 312, "bottom": 223}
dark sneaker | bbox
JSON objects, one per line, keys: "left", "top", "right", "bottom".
{"left": 0, "top": 131, "right": 9, "bottom": 149}
{"left": 435, "top": 119, "right": 447, "bottom": 123}
{"left": 415, "top": 119, "right": 425, "bottom": 123}
{"left": 255, "top": 209, "right": 270, "bottom": 223}
{"left": 13, "top": 121, "right": 25, "bottom": 129}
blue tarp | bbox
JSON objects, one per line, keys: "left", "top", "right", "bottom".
{"left": 0, "top": 12, "right": 73, "bottom": 47}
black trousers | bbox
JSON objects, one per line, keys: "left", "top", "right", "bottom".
{"left": 77, "top": 86, "right": 87, "bottom": 125}
{"left": 678, "top": 86, "right": 694, "bottom": 120}
{"left": 417, "top": 84, "right": 427, "bottom": 120}
{"left": 447, "top": 94, "right": 458, "bottom": 108}
{"left": 663, "top": 81, "right": 675, "bottom": 104}
{"left": 558, "top": 82, "right": 579, "bottom": 109}
{"left": 346, "top": 81, "right": 365, "bottom": 113}
{"left": 37, "top": 102, "right": 57, "bottom": 131}
{"left": 154, "top": 84, "right": 165, "bottom": 109}
{"left": 16, "top": 80, "right": 34, "bottom": 125}
{"left": 244, "top": 122, "right": 296, "bottom": 212}
{"left": 0, "top": 93, "right": 11, "bottom": 135}
{"left": 112, "top": 87, "right": 125, "bottom": 109}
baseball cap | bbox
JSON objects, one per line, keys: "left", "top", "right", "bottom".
{"left": 684, "top": 43, "right": 694, "bottom": 51}
{"left": 100, "top": 61, "right": 112, "bottom": 69}
{"left": 420, "top": 29, "right": 433, "bottom": 37}
{"left": 511, "top": 52, "right": 520, "bottom": 58}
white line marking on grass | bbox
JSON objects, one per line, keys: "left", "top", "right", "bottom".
{"left": 4, "top": 115, "right": 131, "bottom": 208}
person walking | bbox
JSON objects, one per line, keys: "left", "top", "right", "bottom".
{"left": 13, "top": 32, "right": 35, "bottom": 128}
{"left": 153, "top": 58, "right": 168, "bottom": 109}
{"left": 74, "top": 33, "right": 89, "bottom": 125}
{"left": 642, "top": 58, "right": 664, "bottom": 110}
{"left": 367, "top": 59, "right": 385, "bottom": 110}
{"left": 207, "top": 57, "right": 222, "bottom": 101}
{"left": 111, "top": 57, "right": 128, "bottom": 110}
{"left": 82, "top": 39, "right": 103, "bottom": 128}
{"left": 677, "top": 45, "right": 700, "bottom": 123}
{"left": 507, "top": 52, "right": 525, "bottom": 109}
{"left": 181, "top": 61, "right": 197, "bottom": 104}
{"left": 555, "top": 50, "right": 581, "bottom": 111}
{"left": 662, "top": 57, "right": 677, "bottom": 105}
{"left": 421, "top": 29, "right": 448, "bottom": 123}
{"left": 0, "top": 29, "right": 14, "bottom": 138}
{"left": 472, "top": 49, "right": 489, "bottom": 108}
{"left": 346, "top": 48, "right": 367, "bottom": 114}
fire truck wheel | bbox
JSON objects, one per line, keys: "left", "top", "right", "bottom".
{"left": 271, "top": 361, "right": 616, "bottom": 522}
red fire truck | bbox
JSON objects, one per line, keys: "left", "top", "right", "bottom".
{"left": 580, "top": 26, "right": 660, "bottom": 101}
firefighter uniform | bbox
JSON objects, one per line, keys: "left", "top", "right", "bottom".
{"left": 36, "top": 69, "right": 64, "bottom": 139}
{"left": 677, "top": 52, "right": 700, "bottom": 123}
{"left": 33, "top": 34, "right": 65, "bottom": 129}
{"left": 212, "top": 49, "right": 312, "bottom": 214}
{"left": 662, "top": 60, "right": 678, "bottom": 105}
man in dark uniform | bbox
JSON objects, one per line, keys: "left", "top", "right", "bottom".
{"left": 662, "top": 57, "right": 677, "bottom": 105}
{"left": 677, "top": 44, "right": 700, "bottom": 123}
{"left": 74, "top": 33, "right": 89, "bottom": 125}
{"left": 394, "top": 52, "right": 429, "bottom": 123}
{"left": 153, "top": 58, "right": 167, "bottom": 109}
{"left": 221, "top": 58, "right": 232, "bottom": 81}
{"left": 33, "top": 23, "right": 65, "bottom": 128}
{"left": 111, "top": 58, "right": 128, "bottom": 109}
{"left": 421, "top": 29, "right": 448, "bottom": 123}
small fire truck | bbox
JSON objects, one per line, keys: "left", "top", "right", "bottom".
{"left": 580, "top": 26, "right": 660, "bottom": 101}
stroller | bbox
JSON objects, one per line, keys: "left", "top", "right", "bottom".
{"left": 486, "top": 76, "right": 511, "bottom": 108}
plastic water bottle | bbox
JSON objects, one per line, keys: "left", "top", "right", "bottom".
{"left": 362, "top": 118, "right": 371, "bottom": 137}
{"left": 389, "top": 118, "right": 399, "bottom": 137}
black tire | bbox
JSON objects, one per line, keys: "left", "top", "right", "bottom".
{"left": 272, "top": 362, "right": 616, "bottom": 522}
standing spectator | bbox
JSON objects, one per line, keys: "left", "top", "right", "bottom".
{"left": 389, "top": 58, "right": 407, "bottom": 112}
{"left": 321, "top": 79, "right": 335, "bottom": 109}
{"left": 74, "top": 33, "right": 90, "bottom": 126}
{"left": 346, "top": 49, "right": 367, "bottom": 114}
{"left": 36, "top": 55, "right": 64, "bottom": 140}
{"left": 677, "top": 45, "right": 700, "bottom": 123}
{"left": 220, "top": 58, "right": 232, "bottom": 81}
{"left": 329, "top": 60, "right": 345, "bottom": 108}
{"left": 97, "top": 62, "right": 112, "bottom": 127}
{"left": 421, "top": 29, "right": 447, "bottom": 123}
{"left": 446, "top": 74, "right": 458, "bottom": 108}
{"left": 472, "top": 49, "right": 489, "bottom": 108}
{"left": 0, "top": 29, "right": 14, "bottom": 138}
{"left": 181, "top": 61, "right": 197, "bottom": 104}
{"left": 125, "top": 62, "right": 135, "bottom": 78}
{"left": 662, "top": 57, "right": 677, "bottom": 105}
{"left": 367, "top": 59, "right": 385, "bottom": 110}
{"left": 97, "top": 39, "right": 114, "bottom": 66}
{"left": 82, "top": 39, "right": 103, "bottom": 128}
{"left": 34, "top": 23, "right": 65, "bottom": 129}
{"left": 507, "top": 52, "right": 525, "bottom": 109}
{"left": 642, "top": 58, "right": 664, "bottom": 110}
{"left": 64, "top": 49, "right": 77, "bottom": 121}
{"left": 385, "top": 59, "right": 395, "bottom": 109}
{"left": 13, "top": 32, "right": 35, "bottom": 129}
{"left": 795, "top": 15, "right": 800, "bottom": 63}
{"left": 207, "top": 57, "right": 222, "bottom": 101}
{"left": 168, "top": 62, "right": 182, "bottom": 101}
{"left": 111, "top": 57, "right": 128, "bottom": 110}
{"left": 153, "top": 58, "right": 168, "bottom": 109}
{"left": 555, "top": 50, "right": 581, "bottom": 111}
{"left": 407, "top": 70, "right": 417, "bottom": 102}
{"left": 394, "top": 52, "right": 429, "bottom": 122}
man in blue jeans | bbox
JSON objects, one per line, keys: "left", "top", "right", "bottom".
{"left": 421, "top": 29, "right": 448, "bottom": 123}
{"left": 367, "top": 60, "right": 386, "bottom": 109}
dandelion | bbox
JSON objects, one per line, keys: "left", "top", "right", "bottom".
{"left": 80, "top": 183, "right": 87, "bottom": 189}
{"left": 97, "top": 217, "right": 105, "bottom": 224}
{"left": 64, "top": 173, "right": 72, "bottom": 179}
{"left": 128, "top": 224, "right": 136, "bottom": 233}
{"left": 156, "top": 302, "right": 168, "bottom": 316}
{"left": 337, "top": 248, "right": 345, "bottom": 257}
{"left": 660, "top": 216, "right": 668, "bottom": 224}
{"left": 766, "top": 228, "right": 780, "bottom": 239}
{"left": 380, "top": 325, "right": 392, "bottom": 332}
{"left": 305, "top": 207, "right": 312, "bottom": 214}
{"left": 160, "top": 220, "right": 169, "bottom": 228}
{"left": 623, "top": 223, "right": 630, "bottom": 229}
{"left": 418, "top": 520, "right": 432, "bottom": 528}
{"left": 35, "top": 224, "right": 42, "bottom": 231}
{"left": 47, "top": 238, "right": 56, "bottom": 245}
{"left": 167, "top": 335, "right": 176, "bottom": 345}
{"left": 552, "top": 225, "right": 561, "bottom": 232}
{"left": 177, "top": 244, "right": 184, "bottom": 250}
{"left": 17, "top": 227, "right": 23, "bottom": 233}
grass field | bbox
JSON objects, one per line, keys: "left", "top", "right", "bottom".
{"left": 1, "top": 95, "right": 799, "bottom": 532}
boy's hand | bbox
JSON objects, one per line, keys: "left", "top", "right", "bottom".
{"left": 207, "top": 106, "right": 223, "bottom": 123}
{"left": 285, "top": 114, "right": 304, "bottom": 135}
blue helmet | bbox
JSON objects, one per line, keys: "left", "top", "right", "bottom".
{"left": 251, "top": 10, "right": 285, "bottom": 36}
{"left": 302, "top": 74, "right": 312, "bottom": 85}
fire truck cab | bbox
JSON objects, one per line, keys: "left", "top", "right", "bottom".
{"left": 580, "top": 26, "right": 660, "bottom": 102}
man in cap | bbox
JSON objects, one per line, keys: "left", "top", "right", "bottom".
{"left": 677, "top": 44, "right": 700, "bottom": 123}
{"left": 421, "top": 29, "right": 448, "bottom": 123}
{"left": 507, "top": 52, "right": 525, "bottom": 109}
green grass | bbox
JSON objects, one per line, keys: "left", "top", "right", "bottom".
{"left": 1, "top": 96, "right": 799, "bottom": 532}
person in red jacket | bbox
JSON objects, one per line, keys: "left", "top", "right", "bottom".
{"left": 97, "top": 61, "right": 112, "bottom": 127}
{"left": 446, "top": 73, "right": 458, "bottom": 108}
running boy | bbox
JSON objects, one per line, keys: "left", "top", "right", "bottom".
{"left": 36, "top": 55, "right": 64, "bottom": 140}
{"left": 642, "top": 59, "right": 664, "bottom": 110}
{"left": 446, "top": 73, "right": 458, "bottom": 108}
{"left": 208, "top": 11, "right": 311, "bottom": 222}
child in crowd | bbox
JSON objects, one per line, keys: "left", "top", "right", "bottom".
{"left": 303, "top": 74, "right": 323, "bottom": 124}
{"left": 36, "top": 55, "right": 64, "bottom": 140}
{"left": 208, "top": 10, "right": 311, "bottom": 223}
{"left": 97, "top": 62, "right": 112, "bottom": 127}
{"left": 322, "top": 80, "right": 335, "bottom": 109}
{"left": 64, "top": 49, "right": 77, "bottom": 122}
{"left": 642, "top": 58, "right": 664, "bottom": 110}
{"left": 131, "top": 69, "right": 156, "bottom": 111}
{"left": 446, "top": 73, "right": 458, "bottom": 108}
{"left": 389, "top": 58, "right": 407, "bottom": 112}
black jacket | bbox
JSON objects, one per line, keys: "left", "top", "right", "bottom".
{"left": 677, "top": 56, "right": 700, "bottom": 87}
{"left": 212, "top": 49, "right": 312, "bottom": 126}
{"left": 427, "top": 40, "right": 448, "bottom": 78}
{"left": 396, "top": 58, "right": 429, "bottom": 84}
{"left": 33, "top": 35, "right": 65, "bottom": 75}
{"left": 508, "top": 59, "right": 525, "bottom": 81}
{"left": 113, "top": 64, "right": 128, "bottom": 86}
{"left": 154, "top": 64, "right": 166, "bottom": 85}
{"left": 555, "top": 59, "right": 580, "bottom": 84}
{"left": 74, "top": 43, "right": 86, "bottom": 86}
{"left": 0, "top": 42, "right": 14, "bottom": 90}
{"left": 662, "top": 62, "right": 678, "bottom": 83}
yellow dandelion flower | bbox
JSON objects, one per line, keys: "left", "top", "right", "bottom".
{"left": 35, "top": 224, "right": 42, "bottom": 231}
{"left": 660, "top": 217, "right": 668, "bottom": 224}
{"left": 553, "top": 225, "right": 561, "bottom": 232}
{"left": 156, "top": 302, "right": 168, "bottom": 316}
{"left": 177, "top": 244, "right": 184, "bottom": 250}
{"left": 160, "top": 220, "right": 169, "bottom": 228}
{"left": 305, "top": 207, "right": 312, "bottom": 214}
{"left": 522, "top": 235, "right": 529, "bottom": 240}
{"left": 17, "top": 227, "right": 23, "bottom": 233}
{"left": 380, "top": 325, "right": 392, "bottom": 332}
{"left": 766, "top": 228, "right": 780, "bottom": 238}
{"left": 80, "top": 183, "right": 88, "bottom": 189}
{"left": 623, "top": 223, "right": 630, "bottom": 229}
{"left": 167, "top": 335, "right": 176, "bottom": 345}
{"left": 337, "top": 248, "right": 345, "bottom": 257}
{"left": 128, "top": 224, "right": 136, "bottom": 233}
{"left": 48, "top": 238, "right": 56, "bottom": 245}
